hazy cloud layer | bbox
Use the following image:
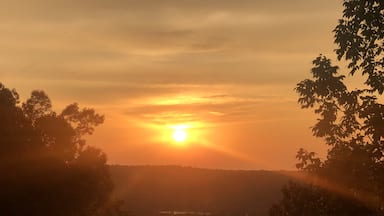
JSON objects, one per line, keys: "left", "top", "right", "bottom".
{"left": 0, "top": 0, "right": 341, "bottom": 86}
{"left": 0, "top": 0, "right": 342, "bottom": 169}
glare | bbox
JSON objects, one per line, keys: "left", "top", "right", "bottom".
{"left": 158, "top": 123, "right": 205, "bottom": 146}
{"left": 173, "top": 129, "right": 187, "bottom": 143}
{"left": 169, "top": 124, "right": 191, "bottom": 144}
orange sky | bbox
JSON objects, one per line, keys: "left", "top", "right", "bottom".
{"left": 0, "top": 0, "right": 344, "bottom": 170}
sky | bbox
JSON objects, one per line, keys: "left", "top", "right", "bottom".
{"left": 0, "top": 0, "right": 344, "bottom": 170}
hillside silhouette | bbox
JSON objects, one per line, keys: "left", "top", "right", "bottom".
{"left": 110, "top": 165, "right": 297, "bottom": 216}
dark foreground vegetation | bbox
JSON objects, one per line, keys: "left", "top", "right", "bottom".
{"left": 0, "top": 83, "right": 128, "bottom": 216}
{"left": 110, "top": 165, "right": 295, "bottom": 216}
{"left": 271, "top": 0, "right": 384, "bottom": 215}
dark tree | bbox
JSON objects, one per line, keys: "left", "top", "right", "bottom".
{"left": 334, "top": 0, "right": 384, "bottom": 94}
{"left": 270, "top": 0, "right": 384, "bottom": 215}
{"left": 0, "top": 83, "right": 126, "bottom": 216}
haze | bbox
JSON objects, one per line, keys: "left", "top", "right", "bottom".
{"left": 0, "top": 0, "right": 343, "bottom": 170}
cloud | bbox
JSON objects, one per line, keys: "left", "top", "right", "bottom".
{"left": 123, "top": 94, "right": 297, "bottom": 126}
{"left": 0, "top": 0, "right": 341, "bottom": 92}
{"left": 0, "top": 0, "right": 344, "bottom": 169}
{"left": 0, "top": 0, "right": 340, "bottom": 20}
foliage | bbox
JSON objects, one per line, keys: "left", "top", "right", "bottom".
{"left": 270, "top": 0, "right": 384, "bottom": 215}
{"left": 334, "top": 0, "right": 384, "bottom": 94}
{"left": 0, "top": 83, "right": 127, "bottom": 216}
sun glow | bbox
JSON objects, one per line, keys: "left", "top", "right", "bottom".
{"left": 173, "top": 128, "right": 187, "bottom": 143}
{"left": 170, "top": 125, "right": 190, "bottom": 144}
{"left": 153, "top": 122, "right": 206, "bottom": 146}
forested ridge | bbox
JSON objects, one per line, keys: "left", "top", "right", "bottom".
{"left": 110, "top": 165, "right": 297, "bottom": 216}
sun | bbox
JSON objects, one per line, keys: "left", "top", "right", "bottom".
{"left": 172, "top": 128, "right": 187, "bottom": 143}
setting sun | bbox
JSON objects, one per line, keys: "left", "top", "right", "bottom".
{"left": 173, "top": 128, "right": 187, "bottom": 143}
{"left": 169, "top": 125, "right": 191, "bottom": 144}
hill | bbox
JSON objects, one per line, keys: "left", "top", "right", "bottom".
{"left": 110, "top": 165, "right": 297, "bottom": 216}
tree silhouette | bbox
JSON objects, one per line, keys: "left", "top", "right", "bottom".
{"left": 0, "top": 83, "right": 127, "bottom": 216}
{"left": 270, "top": 0, "right": 384, "bottom": 215}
